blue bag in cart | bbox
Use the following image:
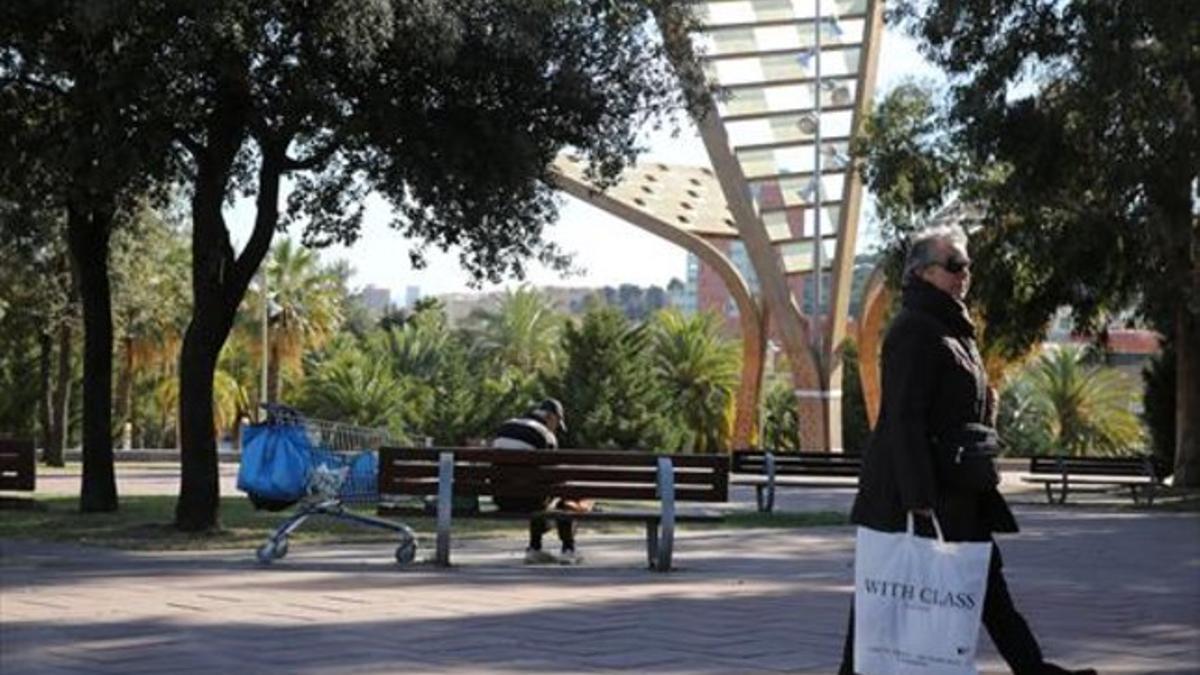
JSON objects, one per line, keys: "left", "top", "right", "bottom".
{"left": 238, "top": 424, "right": 314, "bottom": 503}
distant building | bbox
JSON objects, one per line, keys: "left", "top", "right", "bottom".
{"left": 1045, "top": 307, "right": 1161, "bottom": 378}
{"left": 667, "top": 277, "right": 695, "bottom": 315}
{"left": 359, "top": 285, "right": 391, "bottom": 316}
{"left": 405, "top": 285, "right": 421, "bottom": 308}
{"left": 684, "top": 246, "right": 877, "bottom": 336}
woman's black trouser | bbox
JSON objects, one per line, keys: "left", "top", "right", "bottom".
{"left": 839, "top": 543, "right": 1045, "bottom": 674}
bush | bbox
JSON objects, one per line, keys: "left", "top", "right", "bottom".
{"left": 1141, "top": 342, "right": 1175, "bottom": 474}
{"left": 840, "top": 339, "right": 871, "bottom": 454}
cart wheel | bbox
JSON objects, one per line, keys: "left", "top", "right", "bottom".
{"left": 256, "top": 541, "right": 277, "bottom": 564}
{"left": 395, "top": 538, "right": 417, "bottom": 565}
{"left": 256, "top": 537, "right": 289, "bottom": 564}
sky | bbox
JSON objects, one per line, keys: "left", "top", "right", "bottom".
{"left": 227, "top": 24, "right": 942, "bottom": 301}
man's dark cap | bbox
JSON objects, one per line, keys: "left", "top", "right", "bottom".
{"left": 534, "top": 398, "right": 566, "bottom": 432}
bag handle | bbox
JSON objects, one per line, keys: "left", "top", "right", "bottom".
{"left": 906, "top": 510, "right": 945, "bottom": 543}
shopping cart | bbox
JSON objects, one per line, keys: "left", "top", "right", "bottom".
{"left": 244, "top": 404, "right": 417, "bottom": 565}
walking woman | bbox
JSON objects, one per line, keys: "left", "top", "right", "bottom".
{"left": 839, "top": 226, "right": 1095, "bottom": 675}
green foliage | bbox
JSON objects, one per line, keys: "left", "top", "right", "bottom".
{"left": 762, "top": 381, "right": 801, "bottom": 452}
{"left": 297, "top": 336, "right": 404, "bottom": 432}
{"left": 997, "top": 346, "right": 1144, "bottom": 457}
{"left": 365, "top": 304, "right": 526, "bottom": 445}
{"left": 650, "top": 310, "right": 740, "bottom": 453}
{"left": 866, "top": 2, "right": 1198, "bottom": 480}
{"left": 546, "top": 305, "right": 683, "bottom": 451}
{"left": 465, "top": 287, "right": 564, "bottom": 376}
{"left": 839, "top": 340, "right": 871, "bottom": 454}
{"left": 1142, "top": 342, "right": 1177, "bottom": 473}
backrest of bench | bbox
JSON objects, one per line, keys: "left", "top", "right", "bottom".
{"left": 1028, "top": 455, "right": 1154, "bottom": 477}
{"left": 732, "top": 450, "right": 861, "bottom": 477}
{"left": 380, "top": 447, "right": 728, "bottom": 503}
{"left": 0, "top": 438, "right": 35, "bottom": 491}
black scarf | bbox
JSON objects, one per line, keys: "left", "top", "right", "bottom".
{"left": 902, "top": 277, "right": 976, "bottom": 338}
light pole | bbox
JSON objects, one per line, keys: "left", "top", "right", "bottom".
{"left": 811, "top": 0, "right": 824, "bottom": 354}
{"left": 259, "top": 266, "right": 269, "bottom": 414}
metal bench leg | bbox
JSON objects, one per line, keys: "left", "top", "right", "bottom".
{"left": 754, "top": 485, "right": 768, "bottom": 513}
{"left": 645, "top": 521, "right": 659, "bottom": 568}
{"left": 435, "top": 451, "right": 454, "bottom": 567}
{"left": 763, "top": 452, "right": 776, "bottom": 513}
{"left": 654, "top": 457, "right": 676, "bottom": 571}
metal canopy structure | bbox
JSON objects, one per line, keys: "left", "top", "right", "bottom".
{"left": 548, "top": 157, "right": 764, "bottom": 449}
{"left": 548, "top": 1, "right": 884, "bottom": 451}
{"left": 662, "top": 0, "right": 885, "bottom": 451}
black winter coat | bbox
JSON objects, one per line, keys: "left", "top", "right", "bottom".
{"left": 849, "top": 278, "right": 1017, "bottom": 542}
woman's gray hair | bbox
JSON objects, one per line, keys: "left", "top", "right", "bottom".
{"left": 902, "top": 225, "right": 969, "bottom": 285}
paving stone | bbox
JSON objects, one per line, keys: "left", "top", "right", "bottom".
{"left": 3, "top": 480, "right": 1198, "bottom": 674}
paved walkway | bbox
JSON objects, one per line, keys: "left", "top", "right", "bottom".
{"left": 4, "top": 477, "right": 1199, "bottom": 675}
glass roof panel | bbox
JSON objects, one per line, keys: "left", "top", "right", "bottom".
{"left": 749, "top": 173, "right": 846, "bottom": 210}
{"left": 696, "top": 0, "right": 869, "bottom": 26}
{"left": 719, "top": 79, "right": 857, "bottom": 117}
{"left": 725, "top": 109, "right": 854, "bottom": 147}
{"left": 705, "top": 47, "right": 863, "bottom": 85}
{"left": 699, "top": 19, "right": 864, "bottom": 57}
{"left": 736, "top": 139, "right": 851, "bottom": 177}
{"left": 779, "top": 237, "right": 838, "bottom": 273}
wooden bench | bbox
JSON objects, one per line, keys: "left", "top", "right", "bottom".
{"left": 731, "top": 450, "right": 861, "bottom": 513}
{"left": 1020, "top": 455, "right": 1161, "bottom": 505}
{"left": 378, "top": 447, "right": 728, "bottom": 571}
{"left": 0, "top": 438, "right": 36, "bottom": 493}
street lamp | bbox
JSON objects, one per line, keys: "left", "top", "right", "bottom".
{"left": 812, "top": 0, "right": 824, "bottom": 354}
{"left": 260, "top": 269, "right": 269, "bottom": 412}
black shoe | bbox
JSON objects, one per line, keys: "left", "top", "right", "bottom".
{"left": 1038, "top": 664, "right": 1097, "bottom": 675}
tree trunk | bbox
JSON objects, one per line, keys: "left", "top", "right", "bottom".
{"left": 47, "top": 323, "right": 71, "bottom": 467}
{"left": 1174, "top": 307, "right": 1199, "bottom": 486}
{"left": 68, "top": 206, "right": 118, "bottom": 512}
{"left": 175, "top": 124, "right": 281, "bottom": 531}
{"left": 178, "top": 316, "right": 225, "bottom": 531}
{"left": 267, "top": 336, "right": 281, "bottom": 404}
{"left": 38, "top": 332, "right": 54, "bottom": 464}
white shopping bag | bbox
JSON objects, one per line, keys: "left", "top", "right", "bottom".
{"left": 853, "top": 513, "right": 992, "bottom": 675}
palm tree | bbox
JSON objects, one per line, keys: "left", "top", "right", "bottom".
{"left": 251, "top": 239, "right": 343, "bottom": 404}
{"left": 298, "top": 337, "right": 405, "bottom": 431}
{"left": 156, "top": 365, "right": 247, "bottom": 448}
{"left": 651, "top": 310, "right": 741, "bottom": 453}
{"left": 369, "top": 308, "right": 452, "bottom": 381}
{"left": 467, "top": 286, "right": 564, "bottom": 375}
{"left": 111, "top": 223, "right": 191, "bottom": 446}
{"left": 1002, "top": 345, "right": 1144, "bottom": 457}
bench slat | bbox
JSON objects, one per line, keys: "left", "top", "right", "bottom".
{"left": 386, "top": 464, "right": 720, "bottom": 485}
{"left": 382, "top": 446, "right": 725, "bottom": 468}
{"left": 380, "top": 480, "right": 725, "bottom": 502}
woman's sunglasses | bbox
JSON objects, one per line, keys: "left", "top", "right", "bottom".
{"left": 934, "top": 258, "right": 971, "bottom": 274}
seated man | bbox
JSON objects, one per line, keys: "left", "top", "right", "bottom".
{"left": 491, "top": 398, "right": 591, "bottom": 565}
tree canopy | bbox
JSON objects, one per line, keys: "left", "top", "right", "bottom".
{"left": 858, "top": 1, "right": 1199, "bottom": 482}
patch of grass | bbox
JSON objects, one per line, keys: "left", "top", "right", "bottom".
{"left": 0, "top": 495, "right": 450, "bottom": 551}
{"left": 0, "top": 495, "right": 850, "bottom": 552}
